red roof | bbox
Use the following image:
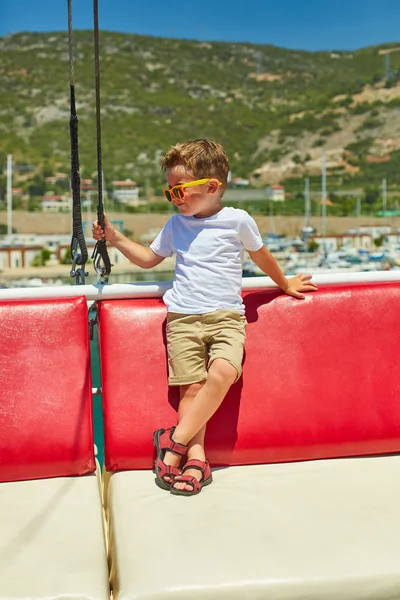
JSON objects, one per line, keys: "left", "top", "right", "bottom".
{"left": 112, "top": 180, "right": 137, "bottom": 187}
{"left": 366, "top": 155, "right": 390, "bottom": 163}
{"left": 41, "top": 195, "right": 63, "bottom": 201}
{"left": 270, "top": 185, "right": 284, "bottom": 189}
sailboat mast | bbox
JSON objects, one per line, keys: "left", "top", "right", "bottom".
{"left": 321, "top": 151, "right": 327, "bottom": 237}
{"left": 7, "top": 155, "right": 12, "bottom": 236}
{"left": 382, "top": 178, "right": 387, "bottom": 226}
{"left": 304, "top": 177, "right": 310, "bottom": 229}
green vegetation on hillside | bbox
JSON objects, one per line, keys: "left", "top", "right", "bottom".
{"left": 1, "top": 31, "right": 400, "bottom": 197}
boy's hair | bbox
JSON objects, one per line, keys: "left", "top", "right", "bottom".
{"left": 161, "top": 139, "right": 230, "bottom": 188}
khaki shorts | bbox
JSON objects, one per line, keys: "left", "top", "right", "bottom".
{"left": 166, "top": 309, "right": 247, "bottom": 386}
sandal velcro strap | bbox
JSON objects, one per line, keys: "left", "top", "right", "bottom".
{"left": 182, "top": 459, "right": 207, "bottom": 475}
{"left": 156, "top": 458, "right": 181, "bottom": 478}
{"left": 173, "top": 474, "right": 200, "bottom": 493}
{"left": 153, "top": 427, "right": 187, "bottom": 491}
{"left": 170, "top": 461, "right": 212, "bottom": 496}
{"left": 159, "top": 428, "right": 188, "bottom": 456}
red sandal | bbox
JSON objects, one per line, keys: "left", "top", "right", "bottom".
{"left": 170, "top": 459, "right": 213, "bottom": 496}
{"left": 153, "top": 427, "right": 188, "bottom": 491}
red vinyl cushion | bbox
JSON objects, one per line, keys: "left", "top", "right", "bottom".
{"left": 99, "top": 283, "right": 400, "bottom": 471}
{"left": 0, "top": 297, "right": 95, "bottom": 482}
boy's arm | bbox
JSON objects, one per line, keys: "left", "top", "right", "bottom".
{"left": 109, "top": 230, "right": 165, "bottom": 269}
{"left": 248, "top": 246, "right": 288, "bottom": 290}
{"left": 248, "top": 246, "right": 317, "bottom": 299}
{"left": 92, "top": 215, "right": 165, "bottom": 269}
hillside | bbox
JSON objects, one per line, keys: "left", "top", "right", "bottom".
{"left": 1, "top": 31, "right": 400, "bottom": 191}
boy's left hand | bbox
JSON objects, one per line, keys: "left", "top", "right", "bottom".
{"left": 284, "top": 273, "right": 318, "bottom": 299}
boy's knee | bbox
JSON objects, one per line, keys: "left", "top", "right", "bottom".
{"left": 208, "top": 358, "right": 237, "bottom": 387}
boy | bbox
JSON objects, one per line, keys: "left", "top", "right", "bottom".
{"left": 92, "top": 139, "right": 317, "bottom": 496}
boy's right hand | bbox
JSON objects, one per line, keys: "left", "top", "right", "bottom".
{"left": 92, "top": 213, "right": 116, "bottom": 243}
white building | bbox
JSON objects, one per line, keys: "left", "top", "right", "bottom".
{"left": 0, "top": 244, "right": 43, "bottom": 269}
{"left": 41, "top": 194, "right": 72, "bottom": 212}
{"left": 266, "top": 185, "right": 285, "bottom": 201}
{"left": 231, "top": 178, "right": 250, "bottom": 187}
{"left": 1, "top": 234, "right": 71, "bottom": 248}
{"left": 0, "top": 234, "right": 74, "bottom": 270}
{"left": 112, "top": 179, "right": 140, "bottom": 205}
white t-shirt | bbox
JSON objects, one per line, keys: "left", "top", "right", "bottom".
{"left": 150, "top": 207, "right": 263, "bottom": 314}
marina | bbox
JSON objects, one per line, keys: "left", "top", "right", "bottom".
{"left": 2, "top": 226, "right": 399, "bottom": 288}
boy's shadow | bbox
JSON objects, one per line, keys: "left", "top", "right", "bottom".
{"left": 163, "top": 288, "right": 282, "bottom": 465}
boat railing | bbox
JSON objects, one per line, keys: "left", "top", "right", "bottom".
{"left": 0, "top": 270, "right": 400, "bottom": 301}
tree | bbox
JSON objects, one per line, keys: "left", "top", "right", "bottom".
{"left": 28, "top": 198, "right": 41, "bottom": 212}
{"left": 60, "top": 248, "right": 72, "bottom": 264}
{"left": 31, "top": 248, "right": 52, "bottom": 267}
{"left": 0, "top": 224, "right": 17, "bottom": 234}
{"left": 364, "top": 187, "right": 379, "bottom": 206}
{"left": 42, "top": 164, "right": 53, "bottom": 178}
{"left": 28, "top": 175, "right": 45, "bottom": 197}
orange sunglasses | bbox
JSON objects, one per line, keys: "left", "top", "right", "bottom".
{"left": 163, "top": 178, "right": 222, "bottom": 202}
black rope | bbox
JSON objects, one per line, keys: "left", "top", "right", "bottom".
{"left": 91, "top": 0, "right": 112, "bottom": 283}
{"left": 67, "top": 0, "right": 88, "bottom": 285}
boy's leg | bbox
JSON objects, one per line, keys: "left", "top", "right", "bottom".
{"left": 179, "top": 382, "right": 207, "bottom": 461}
{"left": 161, "top": 381, "right": 205, "bottom": 484}
{"left": 174, "top": 358, "right": 237, "bottom": 442}
{"left": 171, "top": 358, "right": 237, "bottom": 491}
{"left": 161, "top": 311, "right": 243, "bottom": 488}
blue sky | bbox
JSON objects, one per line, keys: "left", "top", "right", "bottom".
{"left": 1, "top": 0, "right": 399, "bottom": 51}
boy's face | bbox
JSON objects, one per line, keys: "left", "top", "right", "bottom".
{"left": 166, "top": 165, "right": 222, "bottom": 218}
